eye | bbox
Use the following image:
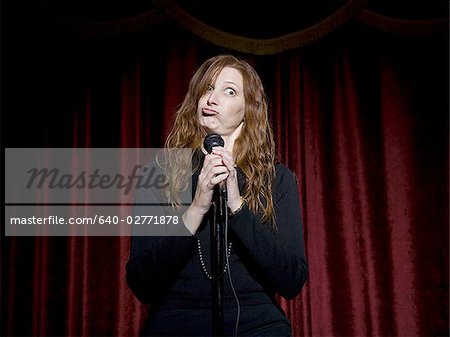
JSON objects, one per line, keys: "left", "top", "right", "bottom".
{"left": 207, "top": 85, "right": 214, "bottom": 92}
{"left": 224, "top": 87, "right": 236, "bottom": 96}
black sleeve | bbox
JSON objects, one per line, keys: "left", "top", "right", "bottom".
{"left": 125, "top": 181, "right": 197, "bottom": 304}
{"left": 228, "top": 164, "right": 308, "bottom": 299}
{"left": 126, "top": 234, "right": 196, "bottom": 304}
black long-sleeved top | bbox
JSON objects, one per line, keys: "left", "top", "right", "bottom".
{"left": 126, "top": 161, "right": 308, "bottom": 336}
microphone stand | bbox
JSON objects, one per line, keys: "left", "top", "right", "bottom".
{"left": 211, "top": 184, "right": 227, "bottom": 337}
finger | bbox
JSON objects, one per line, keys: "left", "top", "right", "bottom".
{"left": 213, "top": 153, "right": 236, "bottom": 172}
{"left": 210, "top": 172, "right": 229, "bottom": 186}
{"left": 200, "top": 164, "right": 229, "bottom": 191}
{"left": 208, "top": 165, "right": 229, "bottom": 177}
{"left": 202, "top": 171, "right": 228, "bottom": 191}
{"left": 211, "top": 147, "right": 229, "bottom": 159}
{"left": 200, "top": 157, "right": 224, "bottom": 180}
{"left": 201, "top": 160, "right": 229, "bottom": 180}
{"left": 203, "top": 154, "right": 225, "bottom": 171}
{"left": 203, "top": 163, "right": 228, "bottom": 182}
{"left": 211, "top": 148, "right": 235, "bottom": 171}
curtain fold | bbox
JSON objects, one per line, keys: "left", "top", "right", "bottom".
{"left": 379, "top": 55, "right": 419, "bottom": 335}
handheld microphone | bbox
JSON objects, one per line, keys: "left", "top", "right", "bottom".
{"left": 203, "top": 134, "right": 227, "bottom": 335}
{"left": 203, "top": 134, "right": 227, "bottom": 199}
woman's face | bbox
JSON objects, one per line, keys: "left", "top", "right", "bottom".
{"left": 197, "top": 67, "right": 245, "bottom": 137}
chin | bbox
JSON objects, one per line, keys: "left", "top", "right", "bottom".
{"left": 200, "top": 122, "right": 218, "bottom": 134}
{"left": 206, "top": 128, "right": 220, "bottom": 136}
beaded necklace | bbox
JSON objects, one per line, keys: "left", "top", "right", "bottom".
{"left": 196, "top": 239, "right": 232, "bottom": 280}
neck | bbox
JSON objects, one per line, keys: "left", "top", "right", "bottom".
{"left": 221, "top": 122, "right": 244, "bottom": 154}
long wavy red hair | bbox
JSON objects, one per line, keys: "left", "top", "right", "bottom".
{"left": 165, "top": 55, "right": 276, "bottom": 228}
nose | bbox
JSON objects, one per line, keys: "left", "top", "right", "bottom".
{"left": 207, "top": 89, "right": 218, "bottom": 106}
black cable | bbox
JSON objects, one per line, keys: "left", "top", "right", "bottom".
{"left": 224, "top": 209, "right": 240, "bottom": 337}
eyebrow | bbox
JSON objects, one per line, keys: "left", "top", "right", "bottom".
{"left": 223, "top": 80, "right": 240, "bottom": 88}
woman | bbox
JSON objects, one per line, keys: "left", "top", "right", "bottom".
{"left": 126, "top": 54, "right": 308, "bottom": 336}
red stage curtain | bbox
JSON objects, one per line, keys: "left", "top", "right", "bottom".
{"left": 4, "top": 23, "right": 448, "bottom": 337}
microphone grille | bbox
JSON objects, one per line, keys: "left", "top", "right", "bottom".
{"left": 203, "top": 134, "right": 224, "bottom": 154}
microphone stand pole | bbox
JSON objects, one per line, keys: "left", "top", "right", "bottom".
{"left": 211, "top": 186, "right": 226, "bottom": 336}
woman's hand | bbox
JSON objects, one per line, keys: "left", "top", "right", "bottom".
{"left": 183, "top": 150, "right": 230, "bottom": 234}
{"left": 194, "top": 151, "right": 230, "bottom": 213}
{"left": 210, "top": 147, "right": 242, "bottom": 213}
{"left": 183, "top": 147, "right": 243, "bottom": 234}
